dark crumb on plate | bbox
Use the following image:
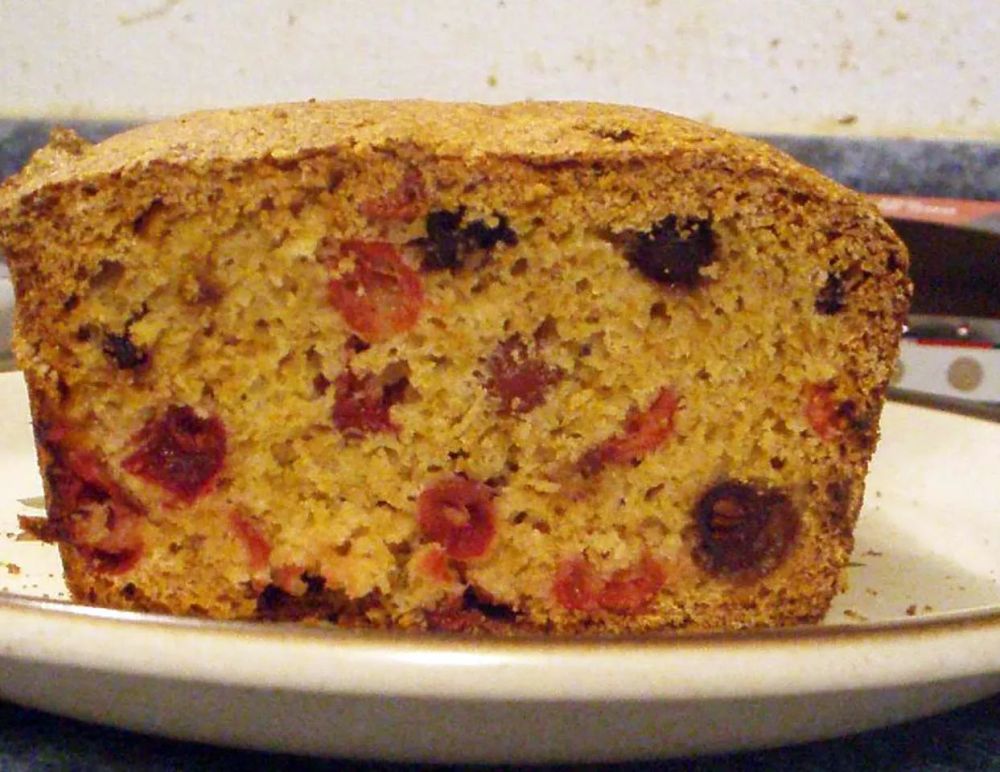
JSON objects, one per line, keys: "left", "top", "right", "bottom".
{"left": 842, "top": 609, "right": 870, "bottom": 622}
{"left": 5, "top": 563, "right": 21, "bottom": 575}
{"left": 862, "top": 549, "right": 883, "bottom": 557}
{"left": 906, "top": 604, "right": 917, "bottom": 616}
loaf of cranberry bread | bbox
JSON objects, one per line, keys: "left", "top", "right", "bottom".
{"left": 0, "top": 101, "right": 909, "bottom": 632}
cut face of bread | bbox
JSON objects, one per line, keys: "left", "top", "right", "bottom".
{"left": 0, "top": 102, "right": 910, "bottom": 633}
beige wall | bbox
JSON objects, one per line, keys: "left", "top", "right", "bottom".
{"left": 0, "top": 0, "right": 997, "bottom": 138}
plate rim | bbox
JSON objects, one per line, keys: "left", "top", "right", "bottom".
{"left": 2, "top": 591, "right": 998, "bottom": 702}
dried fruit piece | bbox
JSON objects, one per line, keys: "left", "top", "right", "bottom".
{"left": 415, "top": 545, "right": 455, "bottom": 584}
{"left": 102, "top": 331, "right": 149, "bottom": 370}
{"left": 122, "top": 405, "right": 226, "bottom": 502}
{"left": 580, "top": 387, "right": 680, "bottom": 473}
{"left": 326, "top": 240, "right": 424, "bottom": 343}
{"left": 598, "top": 554, "right": 667, "bottom": 613}
{"left": 485, "top": 335, "right": 563, "bottom": 415}
{"left": 230, "top": 512, "right": 271, "bottom": 573}
{"left": 815, "top": 272, "right": 846, "bottom": 314}
{"left": 416, "top": 208, "right": 518, "bottom": 271}
{"left": 694, "top": 481, "right": 799, "bottom": 578}
{"left": 417, "top": 476, "right": 497, "bottom": 560}
{"left": 332, "top": 369, "right": 407, "bottom": 436}
{"left": 102, "top": 305, "right": 151, "bottom": 371}
{"left": 359, "top": 168, "right": 426, "bottom": 223}
{"left": 552, "top": 555, "right": 603, "bottom": 612}
{"left": 804, "top": 383, "right": 842, "bottom": 441}
{"left": 623, "top": 216, "right": 716, "bottom": 288}
{"left": 39, "top": 432, "right": 145, "bottom": 574}
{"left": 553, "top": 553, "right": 666, "bottom": 614}
{"left": 462, "top": 214, "right": 518, "bottom": 251}
{"left": 419, "top": 209, "right": 464, "bottom": 270}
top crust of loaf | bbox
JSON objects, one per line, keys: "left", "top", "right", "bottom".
{"left": 2, "top": 100, "right": 868, "bottom": 217}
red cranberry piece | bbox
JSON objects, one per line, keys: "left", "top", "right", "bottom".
{"left": 122, "top": 405, "right": 226, "bottom": 502}
{"left": 415, "top": 545, "right": 455, "bottom": 584}
{"left": 485, "top": 335, "right": 562, "bottom": 415}
{"left": 804, "top": 383, "right": 843, "bottom": 441}
{"left": 552, "top": 555, "right": 603, "bottom": 612}
{"left": 580, "top": 387, "right": 680, "bottom": 473}
{"left": 598, "top": 554, "right": 667, "bottom": 613}
{"left": 40, "top": 438, "right": 146, "bottom": 575}
{"left": 332, "top": 369, "right": 407, "bottom": 437}
{"left": 359, "top": 168, "right": 427, "bottom": 223}
{"left": 417, "top": 476, "right": 497, "bottom": 560}
{"left": 553, "top": 553, "right": 666, "bottom": 614}
{"left": 325, "top": 240, "right": 424, "bottom": 343}
{"left": 694, "top": 481, "right": 800, "bottom": 578}
{"left": 230, "top": 512, "right": 271, "bottom": 573}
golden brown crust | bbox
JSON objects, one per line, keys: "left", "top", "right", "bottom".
{"left": 0, "top": 100, "right": 910, "bottom": 634}
{"left": 1, "top": 100, "right": 849, "bottom": 208}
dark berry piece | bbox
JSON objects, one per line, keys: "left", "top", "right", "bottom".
{"left": 624, "top": 215, "right": 716, "bottom": 288}
{"left": 416, "top": 209, "right": 519, "bottom": 271}
{"left": 485, "top": 335, "right": 562, "bottom": 415}
{"left": 122, "top": 405, "right": 226, "bottom": 502}
{"left": 815, "top": 272, "right": 846, "bottom": 314}
{"left": 103, "top": 332, "right": 149, "bottom": 370}
{"left": 420, "top": 209, "right": 465, "bottom": 270}
{"left": 694, "top": 481, "right": 799, "bottom": 578}
{"left": 463, "top": 214, "right": 518, "bottom": 250}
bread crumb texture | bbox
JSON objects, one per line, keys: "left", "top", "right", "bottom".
{"left": 0, "top": 101, "right": 910, "bottom": 633}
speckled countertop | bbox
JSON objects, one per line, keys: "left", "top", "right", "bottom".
{"left": 0, "top": 122, "right": 997, "bottom": 770}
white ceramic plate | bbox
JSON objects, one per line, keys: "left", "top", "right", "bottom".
{"left": 1, "top": 371, "right": 998, "bottom": 763}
